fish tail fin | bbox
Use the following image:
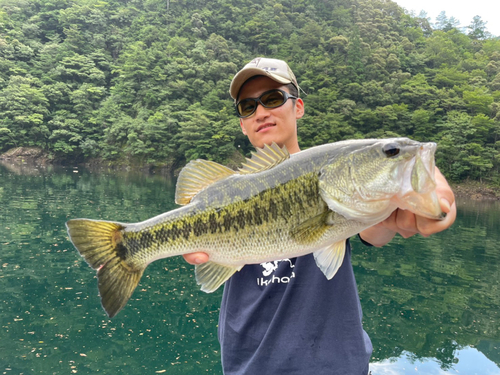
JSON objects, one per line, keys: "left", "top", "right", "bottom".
{"left": 66, "top": 219, "right": 144, "bottom": 318}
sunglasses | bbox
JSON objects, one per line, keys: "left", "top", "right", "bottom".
{"left": 235, "top": 89, "right": 298, "bottom": 118}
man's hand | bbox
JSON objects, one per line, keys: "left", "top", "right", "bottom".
{"left": 360, "top": 167, "right": 457, "bottom": 247}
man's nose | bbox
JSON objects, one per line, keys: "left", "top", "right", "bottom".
{"left": 254, "top": 102, "right": 271, "bottom": 118}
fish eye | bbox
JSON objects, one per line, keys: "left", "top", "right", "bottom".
{"left": 382, "top": 143, "right": 400, "bottom": 157}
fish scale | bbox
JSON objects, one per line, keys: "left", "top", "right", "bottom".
{"left": 66, "top": 139, "right": 444, "bottom": 318}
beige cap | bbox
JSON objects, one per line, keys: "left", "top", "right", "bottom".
{"left": 229, "top": 57, "right": 299, "bottom": 100}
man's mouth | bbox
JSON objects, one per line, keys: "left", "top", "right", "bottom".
{"left": 257, "top": 123, "right": 275, "bottom": 132}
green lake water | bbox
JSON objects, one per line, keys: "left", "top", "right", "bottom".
{"left": 1, "top": 162, "right": 499, "bottom": 375}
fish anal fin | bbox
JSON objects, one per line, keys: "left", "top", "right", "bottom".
{"left": 175, "top": 160, "right": 236, "bottom": 205}
{"left": 313, "top": 240, "right": 346, "bottom": 280}
{"left": 66, "top": 219, "right": 144, "bottom": 318}
{"left": 195, "top": 262, "right": 242, "bottom": 293}
{"left": 239, "top": 142, "right": 290, "bottom": 174}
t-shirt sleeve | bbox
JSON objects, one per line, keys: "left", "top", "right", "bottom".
{"left": 357, "top": 233, "right": 374, "bottom": 247}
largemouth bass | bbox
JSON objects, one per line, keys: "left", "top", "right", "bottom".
{"left": 66, "top": 138, "right": 445, "bottom": 318}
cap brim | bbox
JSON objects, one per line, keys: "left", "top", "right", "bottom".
{"left": 230, "top": 68, "right": 292, "bottom": 100}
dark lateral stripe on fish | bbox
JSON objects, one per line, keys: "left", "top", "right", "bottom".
{"left": 121, "top": 173, "right": 322, "bottom": 253}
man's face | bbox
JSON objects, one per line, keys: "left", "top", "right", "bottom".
{"left": 238, "top": 76, "right": 304, "bottom": 154}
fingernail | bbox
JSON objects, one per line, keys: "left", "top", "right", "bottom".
{"left": 440, "top": 198, "right": 451, "bottom": 213}
{"left": 193, "top": 257, "right": 203, "bottom": 264}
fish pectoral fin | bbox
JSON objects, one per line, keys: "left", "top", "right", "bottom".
{"left": 313, "top": 240, "right": 346, "bottom": 280}
{"left": 66, "top": 219, "right": 144, "bottom": 318}
{"left": 175, "top": 159, "right": 236, "bottom": 205}
{"left": 238, "top": 142, "right": 290, "bottom": 174}
{"left": 195, "top": 262, "right": 242, "bottom": 293}
{"left": 290, "top": 211, "right": 331, "bottom": 245}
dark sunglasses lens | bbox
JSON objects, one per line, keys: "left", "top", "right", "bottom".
{"left": 237, "top": 99, "right": 257, "bottom": 117}
{"left": 236, "top": 90, "right": 289, "bottom": 117}
{"left": 261, "top": 90, "right": 286, "bottom": 108}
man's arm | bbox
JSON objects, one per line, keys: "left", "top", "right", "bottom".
{"left": 359, "top": 167, "right": 456, "bottom": 247}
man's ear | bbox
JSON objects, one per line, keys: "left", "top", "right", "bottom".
{"left": 295, "top": 98, "right": 305, "bottom": 119}
{"left": 240, "top": 119, "right": 247, "bottom": 135}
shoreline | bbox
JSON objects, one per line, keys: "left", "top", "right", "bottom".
{"left": 1, "top": 147, "right": 499, "bottom": 200}
{"left": 450, "top": 182, "right": 500, "bottom": 201}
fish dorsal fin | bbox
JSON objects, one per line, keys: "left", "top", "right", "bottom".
{"left": 313, "top": 240, "right": 346, "bottom": 280}
{"left": 238, "top": 142, "right": 290, "bottom": 174}
{"left": 175, "top": 159, "right": 236, "bottom": 205}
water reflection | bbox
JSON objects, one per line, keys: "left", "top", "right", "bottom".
{"left": 353, "top": 196, "right": 500, "bottom": 373}
{"left": 1, "top": 165, "right": 499, "bottom": 374}
{"left": 371, "top": 347, "right": 500, "bottom": 375}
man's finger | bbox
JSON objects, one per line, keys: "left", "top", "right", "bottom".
{"left": 183, "top": 252, "right": 210, "bottom": 265}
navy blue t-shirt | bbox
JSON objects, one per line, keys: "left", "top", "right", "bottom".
{"left": 218, "top": 239, "right": 372, "bottom": 375}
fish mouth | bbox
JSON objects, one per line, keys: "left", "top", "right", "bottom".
{"left": 397, "top": 142, "right": 445, "bottom": 220}
{"left": 257, "top": 123, "right": 275, "bottom": 132}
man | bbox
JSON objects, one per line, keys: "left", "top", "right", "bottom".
{"left": 184, "top": 58, "right": 456, "bottom": 374}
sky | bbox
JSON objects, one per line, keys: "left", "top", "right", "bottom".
{"left": 393, "top": 0, "right": 500, "bottom": 37}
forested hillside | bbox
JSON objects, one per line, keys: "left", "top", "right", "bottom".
{"left": 1, "top": 0, "right": 499, "bottom": 183}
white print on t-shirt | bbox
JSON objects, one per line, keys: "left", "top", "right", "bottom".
{"left": 257, "top": 259, "right": 295, "bottom": 286}
{"left": 260, "top": 259, "right": 295, "bottom": 276}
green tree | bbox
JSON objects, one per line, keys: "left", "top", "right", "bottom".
{"left": 0, "top": 75, "right": 49, "bottom": 150}
{"left": 462, "top": 87, "right": 494, "bottom": 115}
{"left": 467, "top": 16, "right": 490, "bottom": 40}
